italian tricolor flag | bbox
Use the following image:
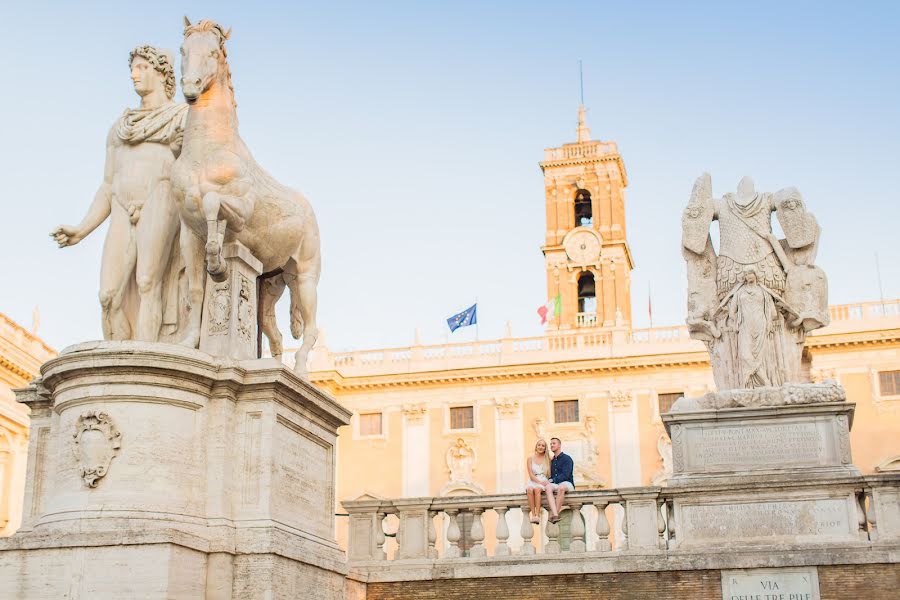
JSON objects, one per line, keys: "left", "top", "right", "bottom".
{"left": 537, "top": 294, "right": 561, "bottom": 325}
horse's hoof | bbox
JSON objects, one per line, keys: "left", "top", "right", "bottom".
{"left": 208, "top": 266, "right": 228, "bottom": 283}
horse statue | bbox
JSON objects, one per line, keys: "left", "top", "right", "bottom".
{"left": 171, "top": 17, "right": 321, "bottom": 375}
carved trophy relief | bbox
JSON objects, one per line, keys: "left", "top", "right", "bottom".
{"left": 446, "top": 438, "right": 476, "bottom": 484}
{"left": 678, "top": 173, "right": 835, "bottom": 407}
{"left": 237, "top": 274, "right": 254, "bottom": 342}
{"left": 72, "top": 411, "right": 122, "bottom": 488}
{"left": 207, "top": 280, "right": 231, "bottom": 335}
{"left": 532, "top": 417, "right": 547, "bottom": 440}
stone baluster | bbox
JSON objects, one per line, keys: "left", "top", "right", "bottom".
{"left": 445, "top": 509, "right": 461, "bottom": 558}
{"left": 469, "top": 508, "right": 486, "bottom": 557}
{"left": 656, "top": 501, "right": 667, "bottom": 549}
{"left": 520, "top": 503, "right": 536, "bottom": 555}
{"left": 666, "top": 500, "right": 676, "bottom": 547}
{"left": 569, "top": 503, "right": 586, "bottom": 553}
{"left": 866, "top": 491, "right": 879, "bottom": 541}
{"left": 427, "top": 510, "right": 438, "bottom": 558}
{"left": 375, "top": 512, "right": 387, "bottom": 560}
{"left": 545, "top": 513, "right": 561, "bottom": 554}
{"left": 594, "top": 501, "right": 611, "bottom": 551}
{"left": 494, "top": 506, "right": 511, "bottom": 556}
{"left": 856, "top": 492, "right": 868, "bottom": 541}
{"left": 620, "top": 503, "right": 629, "bottom": 550}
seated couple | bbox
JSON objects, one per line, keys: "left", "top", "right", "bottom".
{"left": 525, "top": 437, "right": 574, "bottom": 524}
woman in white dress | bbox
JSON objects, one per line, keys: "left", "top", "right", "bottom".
{"left": 525, "top": 439, "right": 555, "bottom": 524}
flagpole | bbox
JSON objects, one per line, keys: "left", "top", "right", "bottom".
{"left": 475, "top": 297, "right": 479, "bottom": 342}
{"left": 648, "top": 282, "right": 653, "bottom": 328}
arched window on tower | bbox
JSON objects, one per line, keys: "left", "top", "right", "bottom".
{"left": 574, "top": 189, "right": 593, "bottom": 227}
{"left": 577, "top": 271, "right": 597, "bottom": 326}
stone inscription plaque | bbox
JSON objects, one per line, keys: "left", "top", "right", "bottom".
{"left": 683, "top": 421, "right": 828, "bottom": 471}
{"left": 681, "top": 498, "right": 851, "bottom": 543}
{"left": 721, "top": 567, "right": 819, "bottom": 600}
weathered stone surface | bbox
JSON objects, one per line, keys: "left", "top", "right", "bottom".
{"left": 0, "top": 341, "right": 350, "bottom": 599}
{"left": 677, "top": 495, "right": 857, "bottom": 546}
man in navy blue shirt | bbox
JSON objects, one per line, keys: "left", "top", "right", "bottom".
{"left": 547, "top": 437, "right": 574, "bottom": 523}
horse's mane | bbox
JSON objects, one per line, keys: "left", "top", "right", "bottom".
{"left": 183, "top": 19, "right": 237, "bottom": 109}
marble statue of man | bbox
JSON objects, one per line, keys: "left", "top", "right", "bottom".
{"left": 51, "top": 46, "right": 189, "bottom": 341}
{"left": 682, "top": 174, "right": 828, "bottom": 391}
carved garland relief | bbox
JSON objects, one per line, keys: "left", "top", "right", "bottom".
{"left": 72, "top": 411, "right": 122, "bottom": 487}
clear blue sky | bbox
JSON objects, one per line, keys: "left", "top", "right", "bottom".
{"left": 1, "top": 1, "right": 898, "bottom": 352}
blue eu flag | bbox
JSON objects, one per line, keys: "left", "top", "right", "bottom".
{"left": 446, "top": 304, "right": 477, "bottom": 332}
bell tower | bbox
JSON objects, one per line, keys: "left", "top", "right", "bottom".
{"left": 539, "top": 105, "right": 633, "bottom": 329}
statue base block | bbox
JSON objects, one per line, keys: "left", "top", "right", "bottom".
{"left": 0, "top": 341, "right": 351, "bottom": 599}
{"left": 662, "top": 401, "right": 859, "bottom": 487}
{"left": 199, "top": 242, "right": 263, "bottom": 361}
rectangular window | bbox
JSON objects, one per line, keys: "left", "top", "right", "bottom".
{"left": 879, "top": 371, "right": 900, "bottom": 396}
{"left": 657, "top": 392, "right": 683, "bottom": 415}
{"left": 359, "top": 412, "right": 382, "bottom": 436}
{"left": 554, "top": 400, "right": 579, "bottom": 423}
{"left": 450, "top": 406, "right": 474, "bottom": 430}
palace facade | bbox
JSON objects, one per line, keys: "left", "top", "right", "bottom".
{"left": 298, "top": 107, "right": 900, "bottom": 551}
{"left": 0, "top": 313, "right": 55, "bottom": 536}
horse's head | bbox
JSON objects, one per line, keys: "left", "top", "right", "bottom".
{"left": 180, "top": 16, "right": 231, "bottom": 104}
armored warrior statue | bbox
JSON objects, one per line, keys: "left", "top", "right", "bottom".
{"left": 682, "top": 174, "right": 829, "bottom": 391}
{"left": 51, "top": 46, "right": 189, "bottom": 342}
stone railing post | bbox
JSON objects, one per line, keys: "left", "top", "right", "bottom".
{"left": 343, "top": 498, "right": 388, "bottom": 562}
{"left": 494, "top": 506, "right": 511, "bottom": 556}
{"left": 445, "top": 509, "right": 461, "bottom": 558}
{"left": 520, "top": 502, "right": 536, "bottom": 555}
{"left": 621, "top": 491, "right": 663, "bottom": 551}
{"left": 569, "top": 503, "right": 586, "bottom": 553}
{"left": 395, "top": 499, "right": 433, "bottom": 559}
{"left": 469, "top": 508, "right": 486, "bottom": 557}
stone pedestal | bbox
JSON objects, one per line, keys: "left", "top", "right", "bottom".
{"left": 662, "top": 398, "right": 866, "bottom": 550}
{"left": 0, "top": 341, "right": 351, "bottom": 599}
{"left": 200, "top": 242, "right": 263, "bottom": 361}
{"left": 663, "top": 402, "right": 860, "bottom": 487}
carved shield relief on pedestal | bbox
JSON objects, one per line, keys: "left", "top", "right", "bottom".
{"left": 72, "top": 411, "right": 122, "bottom": 487}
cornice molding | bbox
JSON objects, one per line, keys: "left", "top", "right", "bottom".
{"left": 309, "top": 328, "right": 900, "bottom": 394}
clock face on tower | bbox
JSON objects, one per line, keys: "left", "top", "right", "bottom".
{"left": 564, "top": 229, "right": 602, "bottom": 266}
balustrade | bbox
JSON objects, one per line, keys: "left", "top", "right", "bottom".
{"left": 343, "top": 476, "right": 900, "bottom": 567}
{"left": 346, "top": 490, "right": 633, "bottom": 562}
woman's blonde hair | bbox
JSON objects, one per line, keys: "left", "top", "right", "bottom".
{"left": 532, "top": 438, "right": 551, "bottom": 475}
